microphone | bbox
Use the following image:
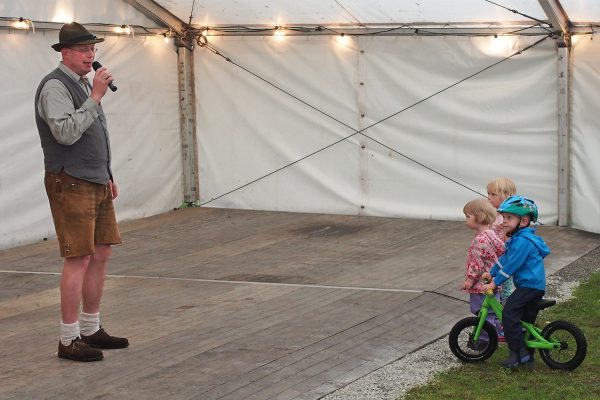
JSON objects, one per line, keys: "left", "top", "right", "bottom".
{"left": 92, "top": 61, "right": 117, "bottom": 92}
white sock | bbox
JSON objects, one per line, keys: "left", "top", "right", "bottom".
{"left": 60, "top": 321, "right": 80, "bottom": 346}
{"left": 79, "top": 312, "right": 100, "bottom": 336}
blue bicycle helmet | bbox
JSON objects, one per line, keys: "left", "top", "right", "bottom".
{"left": 498, "top": 195, "right": 538, "bottom": 222}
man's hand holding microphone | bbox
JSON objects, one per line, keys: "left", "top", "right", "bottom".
{"left": 90, "top": 61, "right": 117, "bottom": 103}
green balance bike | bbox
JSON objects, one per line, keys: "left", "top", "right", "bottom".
{"left": 448, "top": 286, "right": 587, "bottom": 370}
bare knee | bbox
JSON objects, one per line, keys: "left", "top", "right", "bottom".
{"left": 64, "top": 255, "right": 92, "bottom": 270}
{"left": 92, "top": 245, "right": 112, "bottom": 264}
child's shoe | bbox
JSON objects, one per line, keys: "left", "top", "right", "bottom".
{"left": 501, "top": 348, "right": 531, "bottom": 368}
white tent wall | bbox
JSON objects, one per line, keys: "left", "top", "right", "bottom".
{"left": 0, "top": 18, "right": 183, "bottom": 250}
{"left": 196, "top": 36, "right": 363, "bottom": 215}
{"left": 571, "top": 36, "right": 600, "bottom": 233}
{"left": 195, "top": 35, "right": 559, "bottom": 222}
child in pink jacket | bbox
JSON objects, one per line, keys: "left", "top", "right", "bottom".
{"left": 461, "top": 198, "right": 505, "bottom": 348}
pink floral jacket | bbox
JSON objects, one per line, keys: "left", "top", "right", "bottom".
{"left": 463, "top": 229, "right": 505, "bottom": 293}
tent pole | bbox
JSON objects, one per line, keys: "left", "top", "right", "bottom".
{"left": 556, "top": 42, "right": 570, "bottom": 227}
{"left": 177, "top": 45, "right": 200, "bottom": 203}
{"left": 539, "top": 0, "right": 572, "bottom": 226}
{"left": 357, "top": 39, "right": 369, "bottom": 216}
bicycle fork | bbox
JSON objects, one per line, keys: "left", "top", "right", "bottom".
{"left": 472, "top": 295, "right": 504, "bottom": 343}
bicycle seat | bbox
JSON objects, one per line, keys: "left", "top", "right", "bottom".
{"left": 535, "top": 298, "right": 556, "bottom": 310}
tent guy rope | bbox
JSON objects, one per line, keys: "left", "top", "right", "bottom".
{"left": 484, "top": 0, "right": 552, "bottom": 29}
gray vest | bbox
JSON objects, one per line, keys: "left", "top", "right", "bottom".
{"left": 35, "top": 68, "right": 112, "bottom": 184}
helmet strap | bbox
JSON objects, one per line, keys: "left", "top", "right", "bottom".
{"left": 506, "top": 216, "right": 524, "bottom": 237}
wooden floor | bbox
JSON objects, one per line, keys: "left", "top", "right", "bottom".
{"left": 1, "top": 208, "right": 598, "bottom": 400}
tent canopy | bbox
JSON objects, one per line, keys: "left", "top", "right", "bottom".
{"left": 4, "top": 1, "right": 600, "bottom": 30}
{"left": 154, "top": 0, "right": 600, "bottom": 26}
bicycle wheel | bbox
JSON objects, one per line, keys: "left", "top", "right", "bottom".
{"left": 449, "top": 317, "right": 498, "bottom": 363}
{"left": 539, "top": 320, "right": 587, "bottom": 370}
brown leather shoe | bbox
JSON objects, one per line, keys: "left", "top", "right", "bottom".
{"left": 81, "top": 326, "right": 129, "bottom": 349}
{"left": 58, "top": 337, "right": 104, "bottom": 362}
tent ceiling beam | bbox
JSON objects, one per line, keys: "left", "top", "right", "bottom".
{"left": 199, "top": 27, "right": 553, "bottom": 37}
{"left": 123, "top": 0, "right": 187, "bottom": 35}
{"left": 538, "top": 0, "right": 572, "bottom": 36}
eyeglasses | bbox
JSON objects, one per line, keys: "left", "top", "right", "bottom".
{"left": 68, "top": 46, "right": 98, "bottom": 54}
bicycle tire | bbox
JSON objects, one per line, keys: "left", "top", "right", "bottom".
{"left": 539, "top": 320, "right": 587, "bottom": 370}
{"left": 449, "top": 317, "right": 498, "bottom": 363}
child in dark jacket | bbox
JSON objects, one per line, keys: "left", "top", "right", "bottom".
{"left": 482, "top": 195, "right": 550, "bottom": 368}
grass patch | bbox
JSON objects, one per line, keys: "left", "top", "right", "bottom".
{"left": 404, "top": 271, "right": 600, "bottom": 400}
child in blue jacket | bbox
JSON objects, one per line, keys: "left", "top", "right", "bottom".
{"left": 482, "top": 195, "right": 550, "bottom": 368}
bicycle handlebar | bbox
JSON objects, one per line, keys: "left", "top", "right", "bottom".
{"left": 482, "top": 277, "right": 495, "bottom": 296}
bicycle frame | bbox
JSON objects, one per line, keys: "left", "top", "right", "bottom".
{"left": 471, "top": 291, "right": 562, "bottom": 350}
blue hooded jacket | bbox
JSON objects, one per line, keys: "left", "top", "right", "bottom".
{"left": 490, "top": 227, "right": 549, "bottom": 291}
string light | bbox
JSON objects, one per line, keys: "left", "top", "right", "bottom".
{"left": 115, "top": 24, "right": 132, "bottom": 34}
{"left": 480, "top": 35, "right": 516, "bottom": 56}
{"left": 0, "top": 18, "right": 184, "bottom": 41}
{"left": 12, "top": 17, "right": 33, "bottom": 31}
{"left": 0, "top": 19, "right": 565, "bottom": 44}
{"left": 13, "top": 18, "right": 27, "bottom": 29}
{"left": 114, "top": 24, "right": 135, "bottom": 39}
{"left": 273, "top": 26, "right": 285, "bottom": 40}
{"left": 337, "top": 32, "right": 349, "bottom": 45}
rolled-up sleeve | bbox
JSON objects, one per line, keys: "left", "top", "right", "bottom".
{"left": 37, "top": 80, "right": 101, "bottom": 145}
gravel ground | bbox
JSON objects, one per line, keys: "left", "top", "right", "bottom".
{"left": 322, "top": 245, "right": 600, "bottom": 400}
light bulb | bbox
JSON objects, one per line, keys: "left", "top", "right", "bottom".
{"left": 337, "top": 33, "right": 349, "bottom": 45}
{"left": 13, "top": 18, "right": 29, "bottom": 29}
{"left": 273, "top": 26, "right": 285, "bottom": 41}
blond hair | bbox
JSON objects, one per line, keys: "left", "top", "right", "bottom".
{"left": 463, "top": 198, "right": 497, "bottom": 225}
{"left": 487, "top": 177, "right": 516, "bottom": 199}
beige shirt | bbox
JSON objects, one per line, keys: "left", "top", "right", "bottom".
{"left": 36, "top": 62, "right": 102, "bottom": 145}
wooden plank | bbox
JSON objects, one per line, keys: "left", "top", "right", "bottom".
{"left": 0, "top": 208, "right": 598, "bottom": 400}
